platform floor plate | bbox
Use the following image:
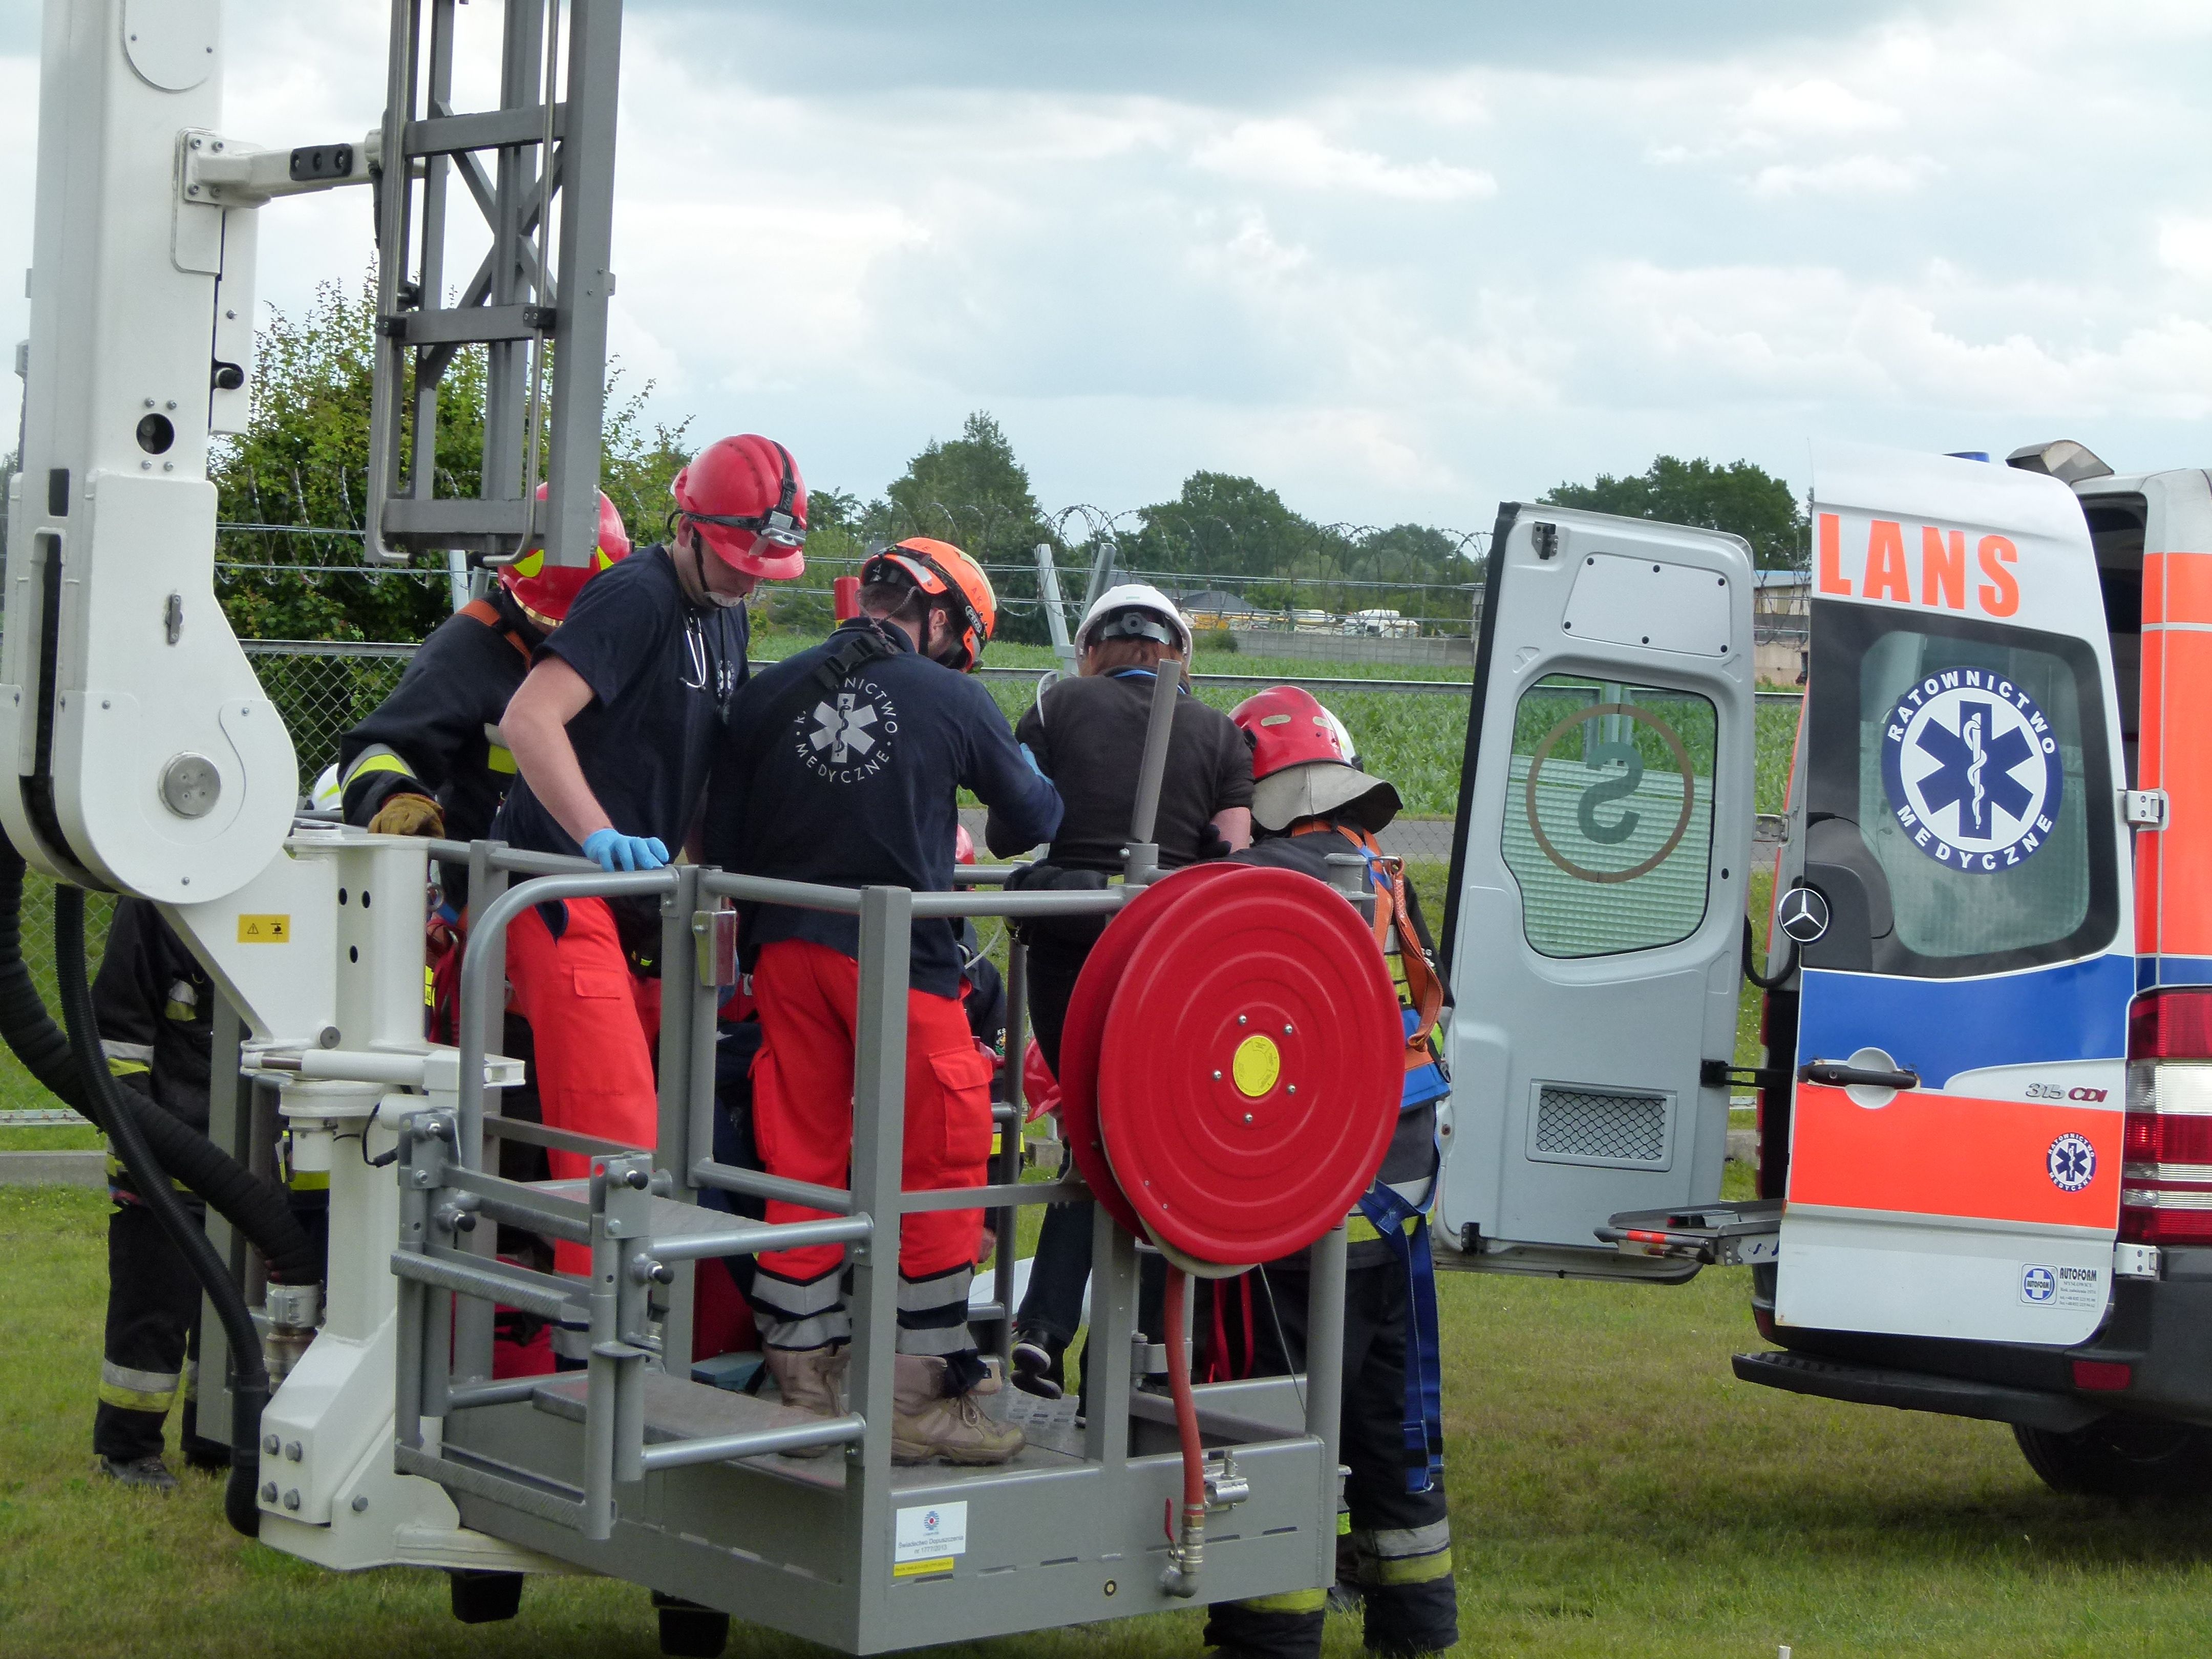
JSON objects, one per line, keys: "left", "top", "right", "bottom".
{"left": 530, "top": 1371, "right": 1089, "bottom": 1490}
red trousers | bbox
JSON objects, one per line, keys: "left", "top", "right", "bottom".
{"left": 751, "top": 939, "right": 994, "bottom": 1286}
{"left": 505, "top": 896, "right": 661, "bottom": 1273}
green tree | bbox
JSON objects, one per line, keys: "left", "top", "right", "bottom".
{"left": 1541, "top": 455, "right": 1806, "bottom": 573}
{"left": 865, "top": 412, "right": 1052, "bottom": 644}
{"left": 1119, "top": 474, "right": 1479, "bottom": 630}
{"left": 1126, "top": 472, "right": 1318, "bottom": 580}
{"left": 212, "top": 274, "right": 697, "bottom": 643}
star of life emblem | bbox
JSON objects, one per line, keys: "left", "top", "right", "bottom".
{"left": 810, "top": 692, "right": 879, "bottom": 764}
{"left": 1879, "top": 668, "right": 2064, "bottom": 874}
{"left": 2047, "top": 1132, "right": 2096, "bottom": 1194}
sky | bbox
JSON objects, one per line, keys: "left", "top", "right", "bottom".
{"left": 5, "top": 1, "right": 2212, "bottom": 541}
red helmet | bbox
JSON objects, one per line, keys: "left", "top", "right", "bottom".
{"left": 860, "top": 538, "right": 997, "bottom": 673}
{"left": 1231, "top": 686, "right": 1352, "bottom": 778}
{"left": 671, "top": 435, "right": 809, "bottom": 580}
{"left": 1229, "top": 685, "right": 1399, "bottom": 833}
{"left": 498, "top": 485, "right": 630, "bottom": 628}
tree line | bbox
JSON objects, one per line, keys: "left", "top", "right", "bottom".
{"left": 182, "top": 278, "right": 1807, "bottom": 647}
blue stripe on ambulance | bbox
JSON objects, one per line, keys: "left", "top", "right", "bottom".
{"left": 1797, "top": 952, "right": 2132, "bottom": 1091}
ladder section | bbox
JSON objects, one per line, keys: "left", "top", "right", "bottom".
{"left": 366, "top": 0, "right": 623, "bottom": 570}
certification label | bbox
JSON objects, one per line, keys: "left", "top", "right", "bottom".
{"left": 893, "top": 1500, "right": 967, "bottom": 1579}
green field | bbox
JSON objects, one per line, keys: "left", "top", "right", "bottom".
{"left": 9, "top": 1179, "right": 2212, "bottom": 1659}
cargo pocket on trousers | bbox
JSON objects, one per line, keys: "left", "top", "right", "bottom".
{"left": 927, "top": 1045, "right": 996, "bottom": 1170}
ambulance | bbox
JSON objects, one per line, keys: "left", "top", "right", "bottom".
{"left": 1432, "top": 439, "right": 2212, "bottom": 1497}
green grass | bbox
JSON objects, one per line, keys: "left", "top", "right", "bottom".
{"left": 10, "top": 1179, "right": 2212, "bottom": 1657}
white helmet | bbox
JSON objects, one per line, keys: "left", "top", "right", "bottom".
{"left": 1076, "top": 582, "right": 1193, "bottom": 656}
{"left": 309, "top": 762, "right": 343, "bottom": 813}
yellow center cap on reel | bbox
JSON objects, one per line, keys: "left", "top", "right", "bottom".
{"left": 1231, "top": 1033, "right": 1282, "bottom": 1098}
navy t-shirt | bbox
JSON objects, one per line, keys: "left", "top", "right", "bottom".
{"left": 493, "top": 544, "right": 747, "bottom": 856}
{"left": 705, "top": 619, "right": 1063, "bottom": 997}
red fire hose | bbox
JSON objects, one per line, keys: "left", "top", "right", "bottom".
{"left": 1159, "top": 1266, "right": 1207, "bottom": 1597}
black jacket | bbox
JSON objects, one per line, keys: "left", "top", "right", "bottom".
{"left": 706, "top": 619, "right": 1063, "bottom": 997}
{"left": 94, "top": 898, "right": 215, "bottom": 1135}
{"left": 338, "top": 593, "right": 541, "bottom": 906}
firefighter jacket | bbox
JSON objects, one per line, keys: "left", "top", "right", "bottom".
{"left": 93, "top": 897, "right": 217, "bottom": 1198}
{"left": 337, "top": 593, "right": 542, "bottom": 908}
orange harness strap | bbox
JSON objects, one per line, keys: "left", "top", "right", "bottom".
{"left": 1290, "top": 822, "right": 1444, "bottom": 1066}
{"left": 460, "top": 598, "right": 533, "bottom": 666}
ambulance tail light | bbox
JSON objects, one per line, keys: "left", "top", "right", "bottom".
{"left": 2120, "top": 990, "right": 2212, "bottom": 1245}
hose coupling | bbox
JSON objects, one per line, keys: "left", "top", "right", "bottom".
{"left": 1158, "top": 1503, "right": 1207, "bottom": 1598}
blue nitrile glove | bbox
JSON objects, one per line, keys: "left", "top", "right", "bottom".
{"left": 583, "top": 828, "right": 670, "bottom": 872}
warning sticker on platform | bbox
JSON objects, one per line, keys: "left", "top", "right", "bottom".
{"left": 893, "top": 1501, "right": 965, "bottom": 1578}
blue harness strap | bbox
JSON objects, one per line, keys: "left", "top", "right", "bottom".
{"left": 1355, "top": 1182, "right": 1444, "bottom": 1495}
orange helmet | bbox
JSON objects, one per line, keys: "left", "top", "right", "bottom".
{"left": 498, "top": 485, "right": 629, "bottom": 628}
{"left": 861, "top": 537, "right": 997, "bottom": 672}
{"left": 671, "top": 435, "right": 809, "bottom": 580}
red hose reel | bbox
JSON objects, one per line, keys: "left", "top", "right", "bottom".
{"left": 1055, "top": 863, "right": 1403, "bottom": 1272}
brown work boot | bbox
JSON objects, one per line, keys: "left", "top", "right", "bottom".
{"left": 763, "top": 1346, "right": 849, "bottom": 1457}
{"left": 891, "top": 1354, "right": 1024, "bottom": 1466}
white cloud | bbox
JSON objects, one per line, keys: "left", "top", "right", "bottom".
{"left": 1738, "top": 78, "right": 1904, "bottom": 139}
{"left": 1192, "top": 119, "right": 1495, "bottom": 202}
{"left": 6, "top": 0, "right": 2212, "bottom": 533}
{"left": 2157, "top": 215, "right": 2212, "bottom": 281}
{"left": 1749, "top": 154, "right": 1939, "bottom": 198}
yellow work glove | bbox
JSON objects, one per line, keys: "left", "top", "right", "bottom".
{"left": 368, "top": 793, "right": 445, "bottom": 838}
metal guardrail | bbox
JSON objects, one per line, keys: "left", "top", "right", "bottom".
{"left": 367, "top": 835, "right": 1347, "bottom": 1569}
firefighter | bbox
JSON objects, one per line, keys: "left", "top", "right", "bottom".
{"left": 697, "top": 827, "right": 1005, "bottom": 1350}
{"left": 338, "top": 486, "right": 628, "bottom": 1051}
{"left": 704, "top": 539, "right": 1061, "bottom": 1465}
{"left": 337, "top": 486, "right": 631, "bottom": 895}
{"left": 495, "top": 436, "right": 805, "bottom": 1276}
{"left": 90, "top": 898, "right": 230, "bottom": 1491}
{"left": 985, "top": 582, "right": 1253, "bottom": 1394}
{"left": 1201, "top": 686, "right": 1459, "bottom": 1659}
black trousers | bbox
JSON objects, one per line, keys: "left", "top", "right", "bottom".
{"left": 95, "top": 1197, "right": 225, "bottom": 1464}
{"left": 1014, "top": 935, "right": 1094, "bottom": 1346}
{"left": 1201, "top": 1257, "right": 1458, "bottom": 1659}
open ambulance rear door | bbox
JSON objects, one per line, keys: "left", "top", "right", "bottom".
{"left": 1773, "top": 444, "right": 2133, "bottom": 1345}
{"left": 1434, "top": 503, "right": 1758, "bottom": 1280}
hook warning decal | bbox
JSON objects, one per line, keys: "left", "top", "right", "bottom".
{"left": 1879, "top": 668, "right": 2063, "bottom": 873}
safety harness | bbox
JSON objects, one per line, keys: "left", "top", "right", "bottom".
{"left": 1292, "top": 820, "right": 1448, "bottom": 1494}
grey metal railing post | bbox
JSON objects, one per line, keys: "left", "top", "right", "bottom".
{"left": 453, "top": 841, "right": 507, "bottom": 1384}
{"left": 1123, "top": 651, "right": 1181, "bottom": 886}
{"left": 845, "top": 885, "right": 910, "bottom": 1640}
{"left": 1302, "top": 1221, "right": 1349, "bottom": 1584}
{"left": 1082, "top": 1203, "right": 1136, "bottom": 1513}
{"left": 685, "top": 896, "right": 724, "bottom": 1229}
{"left": 990, "top": 931, "right": 1028, "bottom": 1364}
{"left": 583, "top": 1160, "right": 619, "bottom": 1541}
{"left": 654, "top": 863, "right": 700, "bottom": 1371}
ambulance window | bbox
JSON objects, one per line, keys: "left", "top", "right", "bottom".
{"left": 1500, "top": 674, "right": 1717, "bottom": 959}
{"left": 1806, "top": 604, "right": 2117, "bottom": 977}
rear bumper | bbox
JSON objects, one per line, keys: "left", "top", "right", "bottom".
{"left": 1741, "top": 1245, "right": 2212, "bottom": 1430}
{"left": 1731, "top": 1350, "right": 2102, "bottom": 1433}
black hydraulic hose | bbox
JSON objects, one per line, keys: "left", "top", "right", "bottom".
{"left": 0, "top": 845, "right": 316, "bottom": 1283}
{"left": 1742, "top": 914, "right": 1799, "bottom": 992}
{"left": 53, "top": 886, "right": 269, "bottom": 1537}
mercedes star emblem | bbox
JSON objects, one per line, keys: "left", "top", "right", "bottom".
{"left": 1778, "top": 884, "right": 1831, "bottom": 945}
